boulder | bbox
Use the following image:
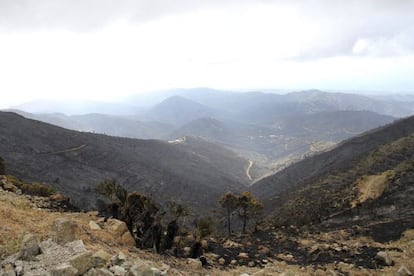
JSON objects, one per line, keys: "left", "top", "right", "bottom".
{"left": 218, "top": 258, "right": 225, "bottom": 265}
{"left": 106, "top": 219, "right": 129, "bottom": 237}
{"left": 66, "top": 240, "right": 87, "bottom": 254}
{"left": 2, "top": 263, "right": 16, "bottom": 276}
{"left": 19, "top": 234, "right": 40, "bottom": 261}
{"left": 89, "top": 221, "right": 102, "bottom": 230}
{"left": 238, "top": 252, "right": 249, "bottom": 260}
{"left": 183, "top": 247, "right": 191, "bottom": 257}
{"left": 121, "top": 231, "right": 136, "bottom": 247}
{"left": 93, "top": 250, "right": 112, "bottom": 267}
{"left": 51, "top": 218, "right": 77, "bottom": 245}
{"left": 2, "top": 182, "right": 19, "bottom": 193}
{"left": 51, "top": 264, "right": 78, "bottom": 276}
{"left": 375, "top": 251, "right": 393, "bottom": 266}
{"left": 111, "top": 251, "right": 128, "bottom": 266}
{"left": 69, "top": 251, "right": 94, "bottom": 275}
{"left": 110, "top": 265, "right": 126, "bottom": 276}
{"left": 88, "top": 268, "right": 114, "bottom": 276}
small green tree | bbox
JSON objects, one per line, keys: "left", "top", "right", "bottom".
{"left": 238, "top": 191, "right": 263, "bottom": 234}
{"left": 219, "top": 192, "right": 239, "bottom": 237}
{"left": 0, "top": 156, "right": 5, "bottom": 175}
{"left": 96, "top": 179, "right": 118, "bottom": 203}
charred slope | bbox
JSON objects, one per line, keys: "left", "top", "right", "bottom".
{"left": 0, "top": 112, "right": 248, "bottom": 211}
{"left": 251, "top": 115, "right": 414, "bottom": 240}
{"left": 7, "top": 110, "right": 174, "bottom": 140}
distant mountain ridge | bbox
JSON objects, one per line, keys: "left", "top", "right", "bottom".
{"left": 143, "top": 95, "right": 218, "bottom": 126}
{"left": 0, "top": 112, "right": 249, "bottom": 211}
{"left": 7, "top": 89, "right": 411, "bottom": 181}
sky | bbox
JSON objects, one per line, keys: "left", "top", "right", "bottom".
{"left": 1, "top": 0, "right": 414, "bottom": 108}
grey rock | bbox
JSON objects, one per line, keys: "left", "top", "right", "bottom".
{"left": 375, "top": 251, "right": 393, "bottom": 266}
{"left": 50, "top": 263, "right": 78, "bottom": 276}
{"left": 121, "top": 261, "right": 133, "bottom": 271}
{"left": 93, "top": 250, "right": 112, "bottom": 268}
{"left": 128, "top": 264, "right": 156, "bottom": 276}
{"left": 50, "top": 218, "right": 77, "bottom": 245}
{"left": 110, "top": 265, "right": 126, "bottom": 276}
{"left": 1, "top": 263, "right": 16, "bottom": 276}
{"left": 149, "top": 267, "right": 161, "bottom": 276}
{"left": 88, "top": 268, "right": 114, "bottom": 276}
{"left": 66, "top": 240, "right": 87, "bottom": 254}
{"left": 19, "top": 234, "right": 40, "bottom": 261}
{"left": 111, "top": 252, "right": 127, "bottom": 266}
{"left": 69, "top": 251, "right": 94, "bottom": 275}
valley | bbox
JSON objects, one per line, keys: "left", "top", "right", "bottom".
{"left": 7, "top": 89, "right": 402, "bottom": 181}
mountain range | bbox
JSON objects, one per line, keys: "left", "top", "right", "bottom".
{"left": 0, "top": 112, "right": 249, "bottom": 210}
{"left": 7, "top": 89, "right": 408, "bottom": 180}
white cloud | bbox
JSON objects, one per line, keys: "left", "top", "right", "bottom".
{"left": 0, "top": 1, "right": 414, "bottom": 108}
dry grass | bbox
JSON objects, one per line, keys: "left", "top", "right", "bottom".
{"left": 352, "top": 171, "right": 391, "bottom": 207}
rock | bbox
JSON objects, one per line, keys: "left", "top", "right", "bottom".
{"left": 397, "top": 266, "right": 413, "bottom": 276}
{"left": 218, "top": 258, "right": 226, "bottom": 265}
{"left": 375, "top": 251, "right": 393, "bottom": 266}
{"left": 257, "top": 245, "right": 270, "bottom": 255}
{"left": 2, "top": 182, "right": 18, "bottom": 193}
{"left": 183, "top": 247, "right": 191, "bottom": 257}
{"left": 51, "top": 264, "right": 78, "bottom": 276}
{"left": 89, "top": 221, "right": 102, "bottom": 230}
{"left": 110, "top": 265, "right": 126, "bottom": 276}
{"left": 106, "top": 219, "right": 129, "bottom": 237}
{"left": 121, "top": 231, "right": 136, "bottom": 247}
{"left": 14, "top": 262, "right": 24, "bottom": 276}
{"left": 238, "top": 252, "right": 249, "bottom": 259}
{"left": 19, "top": 234, "right": 40, "bottom": 260}
{"left": 66, "top": 240, "right": 87, "bottom": 254}
{"left": 93, "top": 250, "right": 112, "bottom": 267}
{"left": 230, "top": 259, "right": 237, "bottom": 265}
{"left": 89, "top": 268, "right": 114, "bottom": 276}
{"left": 121, "top": 261, "right": 133, "bottom": 271}
{"left": 251, "top": 270, "right": 266, "bottom": 276}
{"left": 187, "top": 258, "right": 202, "bottom": 271}
{"left": 111, "top": 252, "right": 128, "bottom": 266}
{"left": 149, "top": 267, "right": 162, "bottom": 276}
{"left": 200, "top": 239, "right": 208, "bottom": 249}
{"left": 130, "top": 264, "right": 160, "bottom": 276}
{"left": 2, "top": 263, "right": 16, "bottom": 276}
{"left": 51, "top": 218, "right": 77, "bottom": 245}
{"left": 69, "top": 251, "right": 94, "bottom": 275}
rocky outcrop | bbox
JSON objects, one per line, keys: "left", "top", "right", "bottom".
{"left": 18, "top": 234, "right": 40, "bottom": 261}
{"left": 50, "top": 218, "right": 77, "bottom": 245}
{"left": 1, "top": 236, "right": 171, "bottom": 276}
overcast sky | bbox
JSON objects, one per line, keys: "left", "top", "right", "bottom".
{"left": 1, "top": 0, "right": 414, "bottom": 107}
